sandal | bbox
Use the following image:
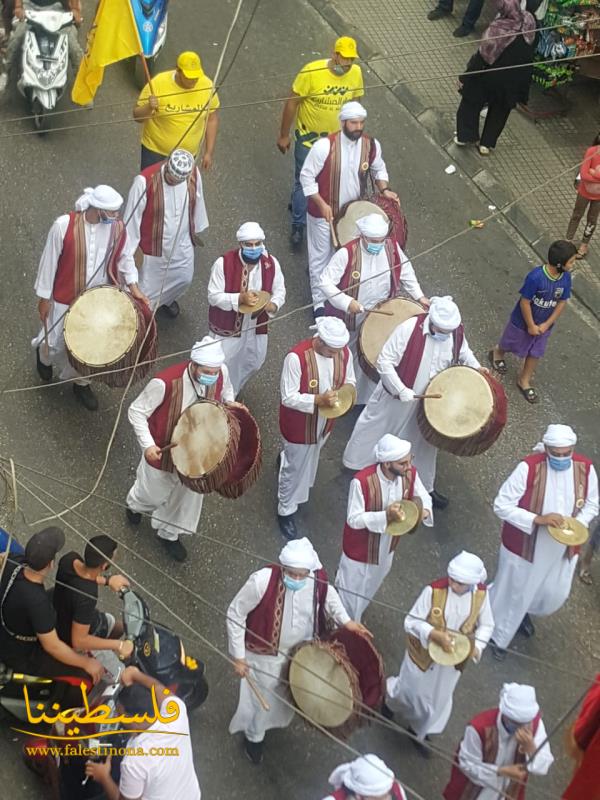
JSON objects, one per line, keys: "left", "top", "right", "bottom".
{"left": 576, "top": 244, "right": 589, "bottom": 260}
{"left": 517, "top": 384, "right": 538, "bottom": 404}
{"left": 488, "top": 349, "right": 507, "bottom": 374}
{"left": 578, "top": 569, "right": 593, "bottom": 586}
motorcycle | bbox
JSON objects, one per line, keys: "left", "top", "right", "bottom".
{"left": 130, "top": 0, "right": 169, "bottom": 89}
{"left": 17, "top": 8, "right": 74, "bottom": 132}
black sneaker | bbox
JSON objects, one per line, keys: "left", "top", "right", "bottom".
{"left": 490, "top": 639, "right": 507, "bottom": 661}
{"left": 427, "top": 6, "right": 451, "bottom": 20}
{"left": 277, "top": 514, "right": 298, "bottom": 540}
{"left": 407, "top": 727, "right": 431, "bottom": 759}
{"left": 381, "top": 701, "right": 394, "bottom": 720}
{"left": 160, "top": 537, "right": 187, "bottom": 562}
{"left": 290, "top": 224, "right": 304, "bottom": 248}
{"left": 430, "top": 489, "right": 449, "bottom": 510}
{"left": 73, "top": 383, "right": 98, "bottom": 411}
{"left": 160, "top": 300, "right": 180, "bottom": 318}
{"left": 517, "top": 613, "right": 535, "bottom": 638}
{"left": 36, "top": 346, "right": 53, "bottom": 382}
{"left": 453, "top": 23, "right": 473, "bottom": 37}
{"left": 126, "top": 508, "right": 142, "bottom": 525}
{"left": 244, "top": 737, "right": 263, "bottom": 765}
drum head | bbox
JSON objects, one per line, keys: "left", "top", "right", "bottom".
{"left": 428, "top": 631, "right": 471, "bottom": 666}
{"left": 359, "top": 298, "right": 424, "bottom": 374}
{"left": 424, "top": 366, "right": 494, "bottom": 439}
{"left": 171, "top": 402, "right": 230, "bottom": 478}
{"left": 548, "top": 517, "right": 589, "bottom": 546}
{"left": 64, "top": 287, "right": 138, "bottom": 367}
{"left": 289, "top": 642, "right": 354, "bottom": 728}
{"left": 335, "top": 200, "right": 389, "bottom": 246}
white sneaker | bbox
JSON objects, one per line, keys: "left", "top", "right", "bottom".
{"left": 479, "top": 145, "right": 491, "bottom": 155}
{"left": 480, "top": 106, "right": 488, "bottom": 119}
{"left": 453, "top": 135, "right": 467, "bottom": 146}
{"left": 0, "top": 72, "right": 8, "bottom": 94}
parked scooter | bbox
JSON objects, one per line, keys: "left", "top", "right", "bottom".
{"left": 16, "top": 7, "right": 74, "bottom": 131}
{"left": 130, "top": 0, "right": 168, "bottom": 88}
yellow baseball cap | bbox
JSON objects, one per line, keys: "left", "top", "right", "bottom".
{"left": 334, "top": 36, "right": 359, "bottom": 59}
{"left": 177, "top": 51, "right": 203, "bottom": 79}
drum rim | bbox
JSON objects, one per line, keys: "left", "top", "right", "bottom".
{"left": 423, "top": 365, "right": 494, "bottom": 440}
{"left": 334, "top": 199, "right": 389, "bottom": 246}
{"left": 64, "top": 286, "right": 140, "bottom": 368}
{"left": 358, "top": 297, "right": 424, "bottom": 372}
{"left": 171, "top": 400, "right": 232, "bottom": 479}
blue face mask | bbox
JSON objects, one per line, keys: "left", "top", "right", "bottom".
{"left": 548, "top": 455, "right": 572, "bottom": 471}
{"left": 283, "top": 575, "right": 307, "bottom": 592}
{"left": 366, "top": 242, "right": 384, "bottom": 255}
{"left": 197, "top": 372, "right": 218, "bottom": 387}
{"left": 99, "top": 213, "right": 117, "bottom": 225}
{"left": 431, "top": 331, "right": 451, "bottom": 342}
{"left": 502, "top": 718, "right": 521, "bottom": 735}
{"left": 241, "top": 246, "right": 264, "bottom": 263}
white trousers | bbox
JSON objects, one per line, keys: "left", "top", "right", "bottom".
{"left": 229, "top": 653, "right": 294, "bottom": 742}
{"left": 126, "top": 456, "right": 204, "bottom": 541}
{"left": 220, "top": 333, "right": 268, "bottom": 397}
{"left": 277, "top": 435, "right": 329, "bottom": 516}
{"left": 138, "top": 248, "right": 194, "bottom": 309}
{"left": 335, "top": 552, "right": 394, "bottom": 623}
{"left": 32, "top": 300, "right": 90, "bottom": 385}
{"left": 306, "top": 214, "right": 335, "bottom": 306}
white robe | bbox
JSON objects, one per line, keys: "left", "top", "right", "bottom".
{"left": 32, "top": 215, "right": 138, "bottom": 384}
{"left": 318, "top": 241, "right": 425, "bottom": 404}
{"left": 124, "top": 166, "right": 208, "bottom": 308}
{"left": 300, "top": 134, "right": 389, "bottom": 305}
{"left": 456, "top": 714, "right": 553, "bottom": 799}
{"left": 126, "top": 365, "right": 234, "bottom": 541}
{"left": 278, "top": 344, "right": 356, "bottom": 516}
{"left": 386, "top": 584, "right": 494, "bottom": 739}
{"left": 335, "top": 464, "right": 433, "bottom": 622}
{"left": 207, "top": 250, "right": 286, "bottom": 396}
{"left": 489, "top": 459, "right": 599, "bottom": 648}
{"left": 343, "top": 315, "right": 480, "bottom": 491}
{"left": 227, "top": 567, "right": 350, "bottom": 742}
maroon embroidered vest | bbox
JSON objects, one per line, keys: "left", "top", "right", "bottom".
{"left": 443, "top": 708, "right": 541, "bottom": 800}
{"left": 53, "top": 212, "right": 125, "bottom": 305}
{"left": 146, "top": 361, "right": 224, "bottom": 472}
{"left": 501, "top": 453, "right": 592, "bottom": 563}
{"left": 394, "top": 314, "right": 464, "bottom": 390}
{"left": 331, "top": 783, "right": 406, "bottom": 800}
{"left": 245, "top": 565, "right": 329, "bottom": 655}
{"left": 139, "top": 162, "right": 198, "bottom": 256}
{"left": 307, "top": 132, "right": 376, "bottom": 219}
{"left": 208, "top": 249, "right": 275, "bottom": 338}
{"left": 324, "top": 237, "right": 401, "bottom": 331}
{"left": 279, "top": 338, "right": 350, "bottom": 445}
{"left": 342, "top": 464, "right": 416, "bottom": 565}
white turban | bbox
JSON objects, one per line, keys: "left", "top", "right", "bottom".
{"left": 374, "top": 434, "right": 411, "bottom": 463}
{"left": 543, "top": 424, "right": 577, "bottom": 448}
{"left": 190, "top": 336, "right": 225, "bottom": 367}
{"left": 279, "top": 537, "right": 322, "bottom": 571}
{"left": 339, "top": 101, "right": 367, "bottom": 121}
{"left": 75, "top": 185, "right": 123, "bottom": 212}
{"left": 499, "top": 683, "right": 540, "bottom": 723}
{"left": 167, "top": 148, "right": 195, "bottom": 178}
{"left": 236, "top": 222, "right": 265, "bottom": 242}
{"left": 314, "top": 317, "right": 350, "bottom": 348}
{"left": 447, "top": 551, "right": 487, "bottom": 585}
{"left": 329, "top": 755, "right": 395, "bottom": 796}
{"left": 356, "top": 214, "right": 388, "bottom": 239}
{"left": 428, "top": 295, "right": 461, "bottom": 331}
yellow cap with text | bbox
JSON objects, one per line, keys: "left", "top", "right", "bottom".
{"left": 334, "top": 36, "right": 359, "bottom": 59}
{"left": 177, "top": 51, "right": 203, "bottom": 79}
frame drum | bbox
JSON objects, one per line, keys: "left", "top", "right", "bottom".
{"left": 358, "top": 298, "right": 424, "bottom": 383}
{"left": 334, "top": 200, "right": 389, "bottom": 247}
{"left": 216, "top": 404, "right": 262, "bottom": 500}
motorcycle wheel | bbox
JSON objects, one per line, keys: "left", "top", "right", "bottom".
{"left": 32, "top": 98, "right": 49, "bottom": 133}
{"left": 182, "top": 672, "right": 209, "bottom": 711}
{"left": 134, "top": 52, "right": 160, "bottom": 90}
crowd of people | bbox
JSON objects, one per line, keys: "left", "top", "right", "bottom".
{"left": 0, "top": 2, "right": 598, "bottom": 798}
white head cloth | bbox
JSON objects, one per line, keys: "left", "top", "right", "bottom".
{"left": 190, "top": 336, "right": 225, "bottom": 367}
{"left": 339, "top": 101, "right": 367, "bottom": 121}
{"left": 356, "top": 214, "right": 388, "bottom": 239}
{"left": 374, "top": 434, "right": 411, "bottom": 463}
{"left": 236, "top": 221, "right": 265, "bottom": 242}
{"left": 499, "top": 683, "right": 540, "bottom": 723}
{"left": 533, "top": 423, "right": 578, "bottom": 454}
{"left": 314, "top": 317, "right": 349, "bottom": 347}
{"left": 329, "top": 755, "right": 395, "bottom": 796}
{"left": 428, "top": 295, "right": 461, "bottom": 331}
{"left": 75, "top": 185, "right": 123, "bottom": 212}
{"left": 279, "top": 537, "right": 322, "bottom": 571}
{"left": 447, "top": 551, "right": 487, "bottom": 585}
{"left": 167, "top": 149, "right": 195, "bottom": 178}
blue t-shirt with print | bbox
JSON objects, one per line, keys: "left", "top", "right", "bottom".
{"left": 510, "top": 265, "right": 571, "bottom": 330}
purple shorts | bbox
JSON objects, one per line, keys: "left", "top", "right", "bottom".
{"left": 499, "top": 320, "right": 552, "bottom": 359}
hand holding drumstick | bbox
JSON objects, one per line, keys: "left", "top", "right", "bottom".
{"left": 144, "top": 442, "right": 178, "bottom": 465}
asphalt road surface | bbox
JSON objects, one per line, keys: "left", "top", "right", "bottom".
{"left": 0, "top": 0, "right": 598, "bottom": 798}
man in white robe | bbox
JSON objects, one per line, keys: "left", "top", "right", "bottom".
{"left": 300, "top": 101, "right": 399, "bottom": 306}
{"left": 343, "top": 296, "right": 482, "bottom": 509}
{"left": 227, "top": 537, "right": 369, "bottom": 764}
{"left": 385, "top": 551, "right": 494, "bottom": 753}
{"left": 207, "top": 221, "right": 286, "bottom": 396}
{"left": 323, "top": 754, "right": 408, "bottom": 800}
{"left": 318, "top": 213, "right": 429, "bottom": 404}
{"left": 278, "top": 317, "right": 356, "bottom": 540}
{"left": 489, "top": 423, "right": 599, "bottom": 660}
{"left": 126, "top": 337, "right": 234, "bottom": 562}
{"left": 33, "top": 185, "right": 145, "bottom": 411}
{"left": 335, "top": 434, "right": 433, "bottom": 622}
{"left": 443, "top": 683, "right": 554, "bottom": 800}
{"left": 124, "top": 148, "right": 208, "bottom": 317}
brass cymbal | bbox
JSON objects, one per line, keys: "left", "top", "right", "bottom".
{"left": 428, "top": 630, "right": 471, "bottom": 666}
{"left": 548, "top": 516, "right": 589, "bottom": 546}
{"left": 318, "top": 384, "right": 356, "bottom": 419}
{"left": 238, "top": 290, "right": 271, "bottom": 315}
{"left": 385, "top": 498, "right": 423, "bottom": 536}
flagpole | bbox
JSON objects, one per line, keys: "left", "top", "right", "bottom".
{"left": 126, "top": 0, "right": 155, "bottom": 94}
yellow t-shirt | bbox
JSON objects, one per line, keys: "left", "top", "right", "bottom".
{"left": 138, "top": 70, "right": 220, "bottom": 156}
{"left": 292, "top": 59, "right": 364, "bottom": 145}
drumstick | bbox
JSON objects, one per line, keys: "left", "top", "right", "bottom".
{"left": 329, "top": 219, "right": 340, "bottom": 249}
{"left": 362, "top": 308, "right": 394, "bottom": 317}
{"left": 43, "top": 318, "right": 50, "bottom": 359}
{"left": 245, "top": 674, "right": 270, "bottom": 711}
{"left": 413, "top": 393, "right": 443, "bottom": 400}
{"left": 159, "top": 442, "right": 179, "bottom": 453}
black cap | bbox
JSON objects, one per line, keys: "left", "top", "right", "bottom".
{"left": 24, "top": 527, "right": 65, "bottom": 571}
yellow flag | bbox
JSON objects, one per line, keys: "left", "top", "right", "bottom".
{"left": 71, "top": 0, "right": 142, "bottom": 105}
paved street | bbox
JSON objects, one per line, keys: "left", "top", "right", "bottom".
{"left": 0, "top": 0, "right": 598, "bottom": 798}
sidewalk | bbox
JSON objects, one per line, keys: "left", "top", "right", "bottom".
{"left": 310, "top": 0, "right": 600, "bottom": 317}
